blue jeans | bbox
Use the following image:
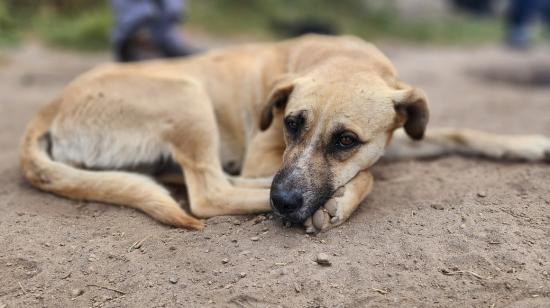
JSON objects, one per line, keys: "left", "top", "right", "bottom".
{"left": 507, "top": 0, "right": 550, "bottom": 47}
{"left": 508, "top": 0, "right": 550, "bottom": 26}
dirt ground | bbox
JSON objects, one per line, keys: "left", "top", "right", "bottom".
{"left": 1, "top": 39, "right": 549, "bottom": 308}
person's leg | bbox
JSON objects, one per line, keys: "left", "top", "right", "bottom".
{"left": 151, "top": 0, "right": 198, "bottom": 58}
{"left": 110, "top": 0, "right": 155, "bottom": 61}
{"left": 541, "top": 0, "right": 550, "bottom": 34}
{"left": 506, "top": 0, "right": 541, "bottom": 48}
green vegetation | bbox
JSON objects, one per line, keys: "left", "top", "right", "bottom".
{"left": 0, "top": 1, "right": 20, "bottom": 46}
{"left": 188, "top": 0, "right": 503, "bottom": 44}
{"left": 0, "top": 0, "right": 503, "bottom": 51}
{"left": 0, "top": 0, "right": 112, "bottom": 50}
{"left": 31, "top": 7, "right": 112, "bottom": 50}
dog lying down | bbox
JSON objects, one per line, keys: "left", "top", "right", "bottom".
{"left": 19, "top": 35, "right": 550, "bottom": 233}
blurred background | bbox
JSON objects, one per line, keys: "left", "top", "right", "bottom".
{"left": 0, "top": 0, "right": 548, "bottom": 53}
{"left": 0, "top": 0, "right": 549, "bottom": 132}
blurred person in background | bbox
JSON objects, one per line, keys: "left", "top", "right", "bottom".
{"left": 507, "top": 0, "right": 550, "bottom": 48}
{"left": 110, "top": 0, "right": 197, "bottom": 62}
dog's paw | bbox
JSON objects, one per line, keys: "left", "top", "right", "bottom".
{"left": 302, "top": 171, "right": 373, "bottom": 234}
{"left": 303, "top": 188, "right": 349, "bottom": 233}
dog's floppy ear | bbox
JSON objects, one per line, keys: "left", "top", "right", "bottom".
{"left": 392, "top": 85, "right": 429, "bottom": 140}
{"left": 259, "top": 78, "right": 295, "bottom": 131}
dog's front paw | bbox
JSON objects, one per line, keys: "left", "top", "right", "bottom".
{"left": 302, "top": 171, "right": 374, "bottom": 233}
{"left": 303, "top": 188, "right": 350, "bottom": 233}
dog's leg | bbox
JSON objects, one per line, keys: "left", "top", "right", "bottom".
{"left": 240, "top": 120, "right": 285, "bottom": 178}
{"left": 304, "top": 170, "right": 374, "bottom": 233}
{"left": 385, "top": 128, "right": 550, "bottom": 162}
{"left": 157, "top": 172, "right": 273, "bottom": 189}
{"left": 210, "top": 124, "right": 284, "bottom": 189}
{"left": 223, "top": 125, "right": 284, "bottom": 189}
{"left": 164, "top": 92, "right": 271, "bottom": 219}
{"left": 171, "top": 146, "right": 272, "bottom": 218}
{"left": 227, "top": 175, "right": 274, "bottom": 189}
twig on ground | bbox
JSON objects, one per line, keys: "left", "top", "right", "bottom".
{"left": 128, "top": 236, "right": 148, "bottom": 252}
{"left": 440, "top": 268, "right": 486, "bottom": 280}
{"left": 18, "top": 281, "right": 27, "bottom": 294}
{"left": 372, "top": 288, "right": 389, "bottom": 295}
{"left": 86, "top": 284, "right": 126, "bottom": 295}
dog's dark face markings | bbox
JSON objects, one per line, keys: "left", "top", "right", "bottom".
{"left": 262, "top": 72, "right": 429, "bottom": 223}
{"left": 270, "top": 110, "right": 333, "bottom": 222}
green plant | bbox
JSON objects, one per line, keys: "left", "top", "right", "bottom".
{"left": 0, "top": 2, "right": 20, "bottom": 46}
{"left": 32, "top": 6, "right": 112, "bottom": 51}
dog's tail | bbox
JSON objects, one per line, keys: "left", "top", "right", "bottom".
{"left": 18, "top": 99, "right": 204, "bottom": 230}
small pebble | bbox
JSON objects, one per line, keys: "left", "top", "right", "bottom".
{"left": 169, "top": 277, "right": 178, "bottom": 284}
{"left": 315, "top": 253, "right": 332, "bottom": 266}
{"left": 477, "top": 191, "right": 487, "bottom": 198}
{"left": 232, "top": 220, "right": 241, "bottom": 225}
{"left": 222, "top": 258, "right": 229, "bottom": 264}
{"left": 250, "top": 236, "right": 260, "bottom": 241}
{"left": 70, "top": 288, "right": 84, "bottom": 297}
{"left": 294, "top": 282, "right": 302, "bottom": 293}
{"left": 430, "top": 204, "right": 444, "bottom": 210}
{"left": 239, "top": 272, "right": 247, "bottom": 278}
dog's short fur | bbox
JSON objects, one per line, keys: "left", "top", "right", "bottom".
{"left": 19, "top": 35, "right": 550, "bottom": 232}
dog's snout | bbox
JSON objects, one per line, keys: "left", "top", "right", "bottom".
{"left": 270, "top": 188, "right": 303, "bottom": 215}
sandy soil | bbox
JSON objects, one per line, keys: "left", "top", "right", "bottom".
{"left": 1, "top": 41, "right": 549, "bottom": 308}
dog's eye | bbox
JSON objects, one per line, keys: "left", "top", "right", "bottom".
{"left": 285, "top": 117, "right": 300, "bottom": 132}
{"left": 336, "top": 132, "right": 359, "bottom": 149}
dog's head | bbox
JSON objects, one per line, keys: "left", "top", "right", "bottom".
{"left": 260, "top": 64, "right": 429, "bottom": 223}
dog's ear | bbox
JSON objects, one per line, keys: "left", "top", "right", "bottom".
{"left": 392, "top": 85, "right": 429, "bottom": 140}
{"left": 259, "top": 79, "right": 295, "bottom": 131}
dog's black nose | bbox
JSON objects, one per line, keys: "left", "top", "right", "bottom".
{"left": 270, "top": 189, "right": 303, "bottom": 215}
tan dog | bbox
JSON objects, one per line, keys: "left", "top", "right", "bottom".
{"left": 19, "top": 35, "right": 550, "bottom": 232}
